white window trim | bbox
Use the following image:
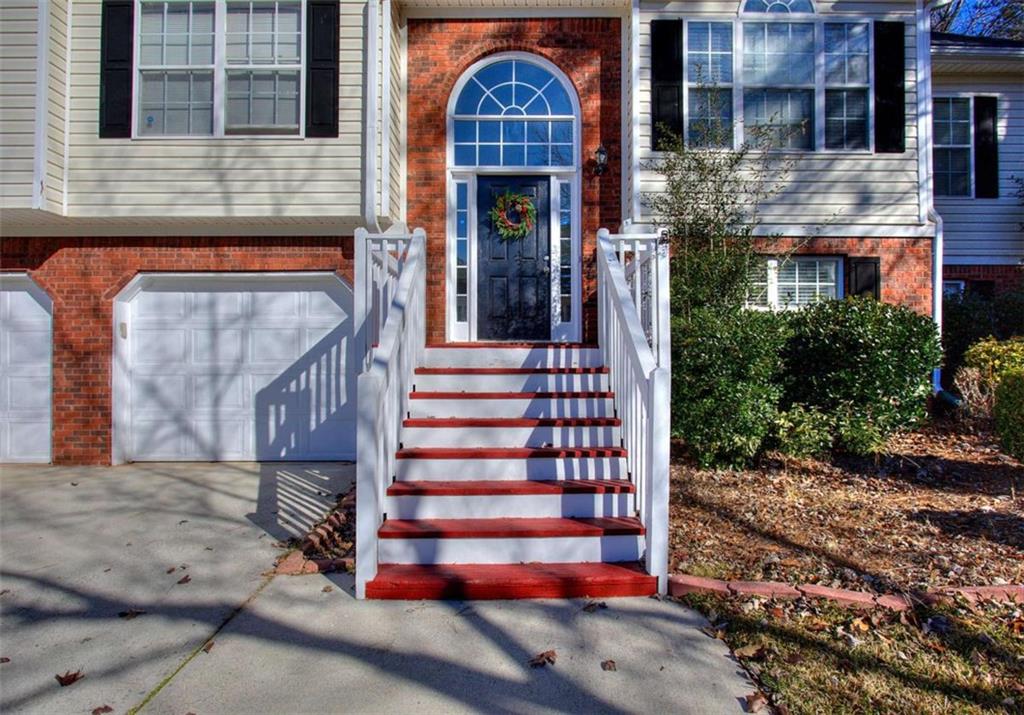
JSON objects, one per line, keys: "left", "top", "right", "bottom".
{"left": 131, "top": 0, "right": 308, "bottom": 140}
{"left": 748, "top": 255, "right": 845, "bottom": 310}
{"left": 445, "top": 52, "right": 582, "bottom": 343}
{"left": 653, "top": 14, "right": 877, "bottom": 155}
{"left": 942, "top": 279, "right": 966, "bottom": 298}
{"left": 932, "top": 94, "right": 976, "bottom": 199}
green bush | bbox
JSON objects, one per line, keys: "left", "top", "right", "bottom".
{"left": 671, "top": 308, "right": 791, "bottom": 468}
{"left": 783, "top": 298, "right": 942, "bottom": 451}
{"left": 771, "top": 404, "right": 834, "bottom": 458}
{"left": 943, "top": 289, "right": 1024, "bottom": 381}
{"left": 994, "top": 369, "right": 1024, "bottom": 461}
{"left": 962, "top": 336, "right": 1024, "bottom": 386}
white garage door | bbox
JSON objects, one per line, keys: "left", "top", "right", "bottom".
{"left": 0, "top": 275, "right": 53, "bottom": 463}
{"left": 120, "top": 274, "right": 354, "bottom": 462}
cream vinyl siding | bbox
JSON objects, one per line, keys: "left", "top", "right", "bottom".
{"left": 0, "top": 1, "right": 39, "bottom": 209}
{"left": 934, "top": 75, "right": 1024, "bottom": 265}
{"left": 637, "top": 0, "right": 924, "bottom": 230}
{"left": 64, "top": 0, "right": 366, "bottom": 219}
{"left": 45, "top": 0, "right": 69, "bottom": 214}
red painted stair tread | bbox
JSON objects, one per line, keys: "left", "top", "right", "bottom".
{"left": 365, "top": 562, "right": 656, "bottom": 600}
{"left": 415, "top": 366, "right": 608, "bottom": 375}
{"left": 386, "top": 479, "right": 635, "bottom": 496}
{"left": 402, "top": 417, "right": 621, "bottom": 428}
{"left": 409, "top": 391, "right": 614, "bottom": 399}
{"left": 378, "top": 516, "right": 645, "bottom": 539}
{"left": 426, "top": 342, "right": 598, "bottom": 349}
{"left": 395, "top": 447, "right": 627, "bottom": 459}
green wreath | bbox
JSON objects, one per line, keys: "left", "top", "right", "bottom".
{"left": 488, "top": 191, "right": 537, "bottom": 242}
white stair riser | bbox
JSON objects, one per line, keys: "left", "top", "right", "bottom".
{"left": 413, "top": 373, "right": 608, "bottom": 392}
{"left": 423, "top": 347, "right": 602, "bottom": 369}
{"left": 378, "top": 534, "right": 643, "bottom": 565}
{"left": 401, "top": 425, "right": 619, "bottom": 449}
{"left": 395, "top": 457, "right": 627, "bottom": 481}
{"left": 387, "top": 492, "right": 634, "bottom": 519}
{"left": 408, "top": 397, "right": 615, "bottom": 419}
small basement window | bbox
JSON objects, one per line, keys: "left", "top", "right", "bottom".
{"left": 748, "top": 256, "right": 842, "bottom": 309}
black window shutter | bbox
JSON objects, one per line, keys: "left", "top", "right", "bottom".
{"left": 873, "top": 22, "right": 905, "bottom": 154}
{"left": 306, "top": 1, "right": 340, "bottom": 138}
{"left": 651, "top": 19, "right": 683, "bottom": 151}
{"left": 846, "top": 257, "right": 881, "bottom": 300}
{"left": 99, "top": 0, "right": 134, "bottom": 138}
{"left": 973, "top": 96, "right": 999, "bottom": 198}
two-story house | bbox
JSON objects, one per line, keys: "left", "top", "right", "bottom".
{"left": 1, "top": 0, "right": 950, "bottom": 599}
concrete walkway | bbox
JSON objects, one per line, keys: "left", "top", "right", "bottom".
{"left": 0, "top": 463, "right": 752, "bottom": 714}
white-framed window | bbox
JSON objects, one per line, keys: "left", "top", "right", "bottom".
{"left": 665, "top": 6, "right": 876, "bottom": 152}
{"left": 933, "top": 96, "right": 972, "bottom": 197}
{"left": 557, "top": 181, "right": 573, "bottom": 321}
{"left": 686, "top": 21, "right": 734, "bottom": 148}
{"left": 748, "top": 256, "right": 842, "bottom": 309}
{"left": 137, "top": 1, "right": 215, "bottom": 136}
{"left": 742, "top": 22, "right": 815, "bottom": 149}
{"left": 942, "top": 279, "right": 966, "bottom": 298}
{"left": 453, "top": 180, "right": 470, "bottom": 324}
{"left": 824, "top": 22, "right": 870, "bottom": 150}
{"left": 451, "top": 59, "right": 577, "bottom": 169}
{"left": 135, "top": 0, "right": 305, "bottom": 138}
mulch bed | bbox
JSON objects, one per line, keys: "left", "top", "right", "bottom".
{"left": 670, "top": 421, "right": 1023, "bottom": 594}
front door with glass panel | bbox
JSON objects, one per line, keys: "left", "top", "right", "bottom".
{"left": 476, "top": 176, "right": 550, "bottom": 341}
{"left": 447, "top": 54, "right": 581, "bottom": 343}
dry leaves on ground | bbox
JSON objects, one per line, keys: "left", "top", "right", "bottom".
{"left": 117, "top": 609, "right": 145, "bottom": 620}
{"left": 55, "top": 670, "right": 84, "bottom": 687}
{"left": 601, "top": 660, "right": 617, "bottom": 671}
{"left": 670, "top": 422, "right": 1023, "bottom": 592}
{"left": 744, "top": 691, "right": 769, "bottom": 712}
{"left": 177, "top": 575, "right": 191, "bottom": 585}
{"left": 582, "top": 601, "right": 608, "bottom": 613}
{"left": 528, "top": 650, "right": 557, "bottom": 668}
{"left": 91, "top": 706, "right": 113, "bottom": 714}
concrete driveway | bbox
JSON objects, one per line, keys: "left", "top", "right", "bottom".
{"left": 0, "top": 463, "right": 753, "bottom": 714}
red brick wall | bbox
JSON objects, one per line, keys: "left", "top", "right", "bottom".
{"left": 766, "top": 237, "right": 934, "bottom": 315}
{"left": 1, "top": 237, "right": 353, "bottom": 465}
{"left": 944, "top": 264, "right": 1023, "bottom": 294}
{"left": 406, "top": 18, "right": 622, "bottom": 344}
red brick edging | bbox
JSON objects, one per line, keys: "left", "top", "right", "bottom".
{"left": 670, "top": 574, "right": 1024, "bottom": 611}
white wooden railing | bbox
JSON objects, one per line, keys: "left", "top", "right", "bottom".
{"left": 354, "top": 227, "right": 420, "bottom": 371}
{"left": 354, "top": 228, "right": 426, "bottom": 599}
{"left": 597, "top": 228, "right": 671, "bottom": 593}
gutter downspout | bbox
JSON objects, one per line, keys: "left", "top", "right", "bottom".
{"left": 363, "top": 0, "right": 381, "bottom": 232}
{"left": 32, "top": 0, "right": 51, "bottom": 210}
{"left": 918, "top": 0, "right": 949, "bottom": 392}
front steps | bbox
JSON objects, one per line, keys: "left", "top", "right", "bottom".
{"left": 365, "top": 346, "right": 657, "bottom": 600}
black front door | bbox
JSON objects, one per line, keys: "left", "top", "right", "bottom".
{"left": 476, "top": 176, "right": 551, "bottom": 341}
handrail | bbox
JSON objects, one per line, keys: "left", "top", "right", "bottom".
{"left": 355, "top": 228, "right": 426, "bottom": 599}
{"left": 597, "top": 228, "right": 670, "bottom": 594}
{"left": 353, "top": 227, "right": 418, "bottom": 371}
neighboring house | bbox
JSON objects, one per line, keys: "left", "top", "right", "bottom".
{"left": 930, "top": 32, "right": 1024, "bottom": 297}
{"left": 0, "top": 0, "right": 950, "bottom": 599}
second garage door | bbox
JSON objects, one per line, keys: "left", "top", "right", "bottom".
{"left": 118, "top": 274, "right": 354, "bottom": 462}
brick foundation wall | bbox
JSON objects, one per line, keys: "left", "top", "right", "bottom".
{"left": 1, "top": 237, "right": 353, "bottom": 465}
{"left": 767, "top": 237, "right": 934, "bottom": 315}
{"left": 944, "top": 264, "right": 1023, "bottom": 294}
{"left": 407, "top": 18, "right": 622, "bottom": 344}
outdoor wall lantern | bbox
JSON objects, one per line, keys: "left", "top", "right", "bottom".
{"left": 593, "top": 145, "right": 608, "bottom": 176}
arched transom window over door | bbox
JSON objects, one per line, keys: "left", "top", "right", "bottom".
{"left": 451, "top": 59, "right": 578, "bottom": 169}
